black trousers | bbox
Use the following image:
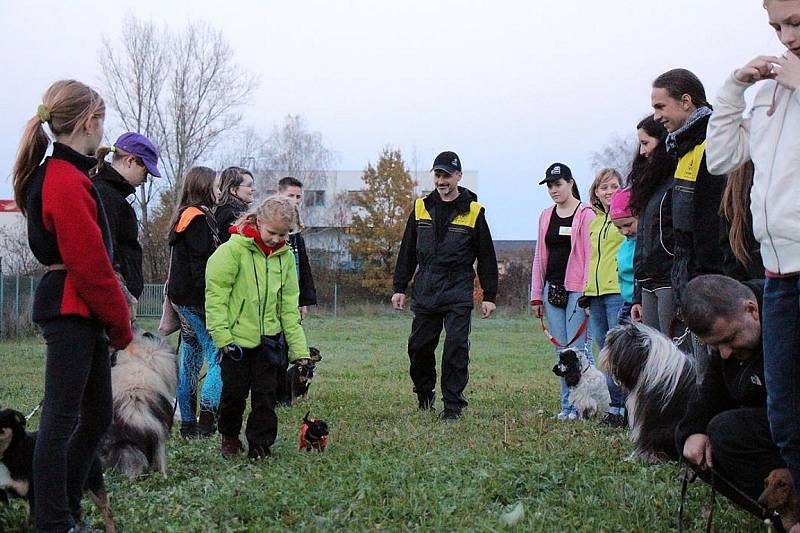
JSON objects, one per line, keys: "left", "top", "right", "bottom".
{"left": 408, "top": 306, "right": 471, "bottom": 410}
{"left": 694, "top": 407, "right": 785, "bottom": 517}
{"left": 34, "top": 316, "right": 113, "bottom": 532}
{"left": 218, "top": 347, "right": 278, "bottom": 448}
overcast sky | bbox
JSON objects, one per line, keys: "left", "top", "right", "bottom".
{"left": 0, "top": 1, "right": 780, "bottom": 239}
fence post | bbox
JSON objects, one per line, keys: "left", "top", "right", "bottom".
{"left": 14, "top": 274, "right": 20, "bottom": 336}
{"left": 333, "top": 282, "right": 338, "bottom": 318}
{"left": 0, "top": 272, "right": 4, "bottom": 338}
{"left": 29, "top": 276, "right": 34, "bottom": 323}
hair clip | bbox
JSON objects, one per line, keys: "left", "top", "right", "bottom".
{"left": 36, "top": 104, "right": 50, "bottom": 123}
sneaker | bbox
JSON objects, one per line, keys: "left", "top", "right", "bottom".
{"left": 599, "top": 413, "right": 626, "bottom": 428}
{"left": 221, "top": 435, "right": 244, "bottom": 459}
{"left": 439, "top": 408, "right": 462, "bottom": 421}
{"left": 417, "top": 391, "right": 435, "bottom": 411}
{"left": 567, "top": 412, "right": 578, "bottom": 421}
{"left": 248, "top": 444, "right": 271, "bottom": 460}
{"left": 556, "top": 411, "right": 570, "bottom": 421}
{"left": 179, "top": 421, "right": 198, "bottom": 438}
{"left": 197, "top": 409, "right": 217, "bottom": 437}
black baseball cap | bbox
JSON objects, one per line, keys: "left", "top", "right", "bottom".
{"left": 539, "top": 162, "right": 572, "bottom": 185}
{"left": 431, "top": 151, "right": 462, "bottom": 175}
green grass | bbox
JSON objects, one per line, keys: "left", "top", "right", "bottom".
{"left": 0, "top": 314, "right": 760, "bottom": 532}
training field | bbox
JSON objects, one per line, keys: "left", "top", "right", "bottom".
{"left": 1, "top": 314, "right": 759, "bottom": 531}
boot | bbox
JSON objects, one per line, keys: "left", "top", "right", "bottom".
{"left": 221, "top": 435, "right": 244, "bottom": 459}
{"left": 197, "top": 408, "right": 217, "bottom": 437}
{"left": 179, "top": 420, "right": 198, "bottom": 438}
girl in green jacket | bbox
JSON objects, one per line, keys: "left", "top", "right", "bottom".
{"left": 206, "top": 195, "right": 310, "bottom": 460}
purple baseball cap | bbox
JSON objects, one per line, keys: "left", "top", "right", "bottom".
{"left": 114, "top": 132, "right": 161, "bottom": 178}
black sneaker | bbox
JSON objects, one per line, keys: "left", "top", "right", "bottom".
{"left": 439, "top": 408, "right": 462, "bottom": 421}
{"left": 248, "top": 444, "right": 271, "bottom": 460}
{"left": 180, "top": 421, "right": 198, "bottom": 438}
{"left": 197, "top": 409, "right": 217, "bottom": 437}
{"left": 599, "top": 413, "right": 626, "bottom": 428}
{"left": 417, "top": 391, "right": 435, "bottom": 411}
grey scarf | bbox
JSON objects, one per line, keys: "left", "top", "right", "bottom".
{"left": 665, "top": 106, "right": 712, "bottom": 152}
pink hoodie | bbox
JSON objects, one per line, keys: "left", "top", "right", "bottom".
{"left": 530, "top": 203, "right": 596, "bottom": 303}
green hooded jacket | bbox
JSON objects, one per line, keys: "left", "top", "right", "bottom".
{"left": 584, "top": 209, "right": 624, "bottom": 297}
{"left": 205, "top": 233, "right": 309, "bottom": 361}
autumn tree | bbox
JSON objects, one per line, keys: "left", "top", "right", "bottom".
{"left": 348, "top": 148, "right": 416, "bottom": 297}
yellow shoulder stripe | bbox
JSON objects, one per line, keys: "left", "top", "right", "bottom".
{"left": 415, "top": 198, "right": 431, "bottom": 221}
{"left": 674, "top": 141, "right": 706, "bottom": 183}
{"left": 415, "top": 198, "right": 483, "bottom": 228}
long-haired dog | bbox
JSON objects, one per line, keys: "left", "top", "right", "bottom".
{"left": 758, "top": 468, "right": 799, "bottom": 532}
{"left": 552, "top": 349, "right": 610, "bottom": 420}
{"left": 286, "top": 347, "right": 322, "bottom": 405}
{"left": 99, "top": 330, "right": 178, "bottom": 478}
{"left": 600, "top": 322, "right": 698, "bottom": 462}
{"left": 298, "top": 411, "right": 329, "bottom": 452}
{"left": 0, "top": 409, "right": 116, "bottom": 532}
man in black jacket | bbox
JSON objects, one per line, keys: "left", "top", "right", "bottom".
{"left": 392, "top": 151, "right": 498, "bottom": 421}
{"left": 91, "top": 132, "right": 161, "bottom": 311}
{"left": 676, "top": 275, "right": 784, "bottom": 512}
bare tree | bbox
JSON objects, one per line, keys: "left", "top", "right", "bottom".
{"left": 590, "top": 132, "right": 638, "bottom": 179}
{"left": 0, "top": 225, "right": 41, "bottom": 276}
{"left": 259, "top": 114, "right": 335, "bottom": 188}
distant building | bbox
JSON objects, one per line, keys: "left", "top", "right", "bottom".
{"left": 0, "top": 200, "right": 23, "bottom": 232}
{"left": 258, "top": 170, "right": 479, "bottom": 266}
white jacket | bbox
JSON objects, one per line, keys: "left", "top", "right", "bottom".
{"left": 706, "top": 74, "right": 800, "bottom": 274}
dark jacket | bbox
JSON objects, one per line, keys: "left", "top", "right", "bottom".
{"left": 634, "top": 177, "right": 675, "bottom": 297}
{"left": 669, "top": 114, "right": 729, "bottom": 307}
{"left": 25, "top": 143, "right": 132, "bottom": 349}
{"left": 215, "top": 198, "right": 248, "bottom": 244}
{"left": 167, "top": 206, "right": 219, "bottom": 307}
{"left": 393, "top": 187, "right": 498, "bottom": 311}
{"left": 675, "top": 280, "right": 767, "bottom": 449}
{"left": 288, "top": 232, "right": 317, "bottom": 307}
{"left": 92, "top": 166, "right": 144, "bottom": 298}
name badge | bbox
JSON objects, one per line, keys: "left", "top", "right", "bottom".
{"left": 559, "top": 226, "right": 572, "bottom": 237}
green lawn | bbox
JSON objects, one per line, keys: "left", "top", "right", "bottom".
{"left": 0, "top": 314, "right": 759, "bottom": 532}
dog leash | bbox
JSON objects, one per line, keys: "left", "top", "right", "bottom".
{"left": 25, "top": 401, "right": 43, "bottom": 421}
{"left": 538, "top": 312, "right": 589, "bottom": 349}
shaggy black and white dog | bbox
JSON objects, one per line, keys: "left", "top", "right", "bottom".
{"left": 99, "top": 331, "right": 178, "bottom": 478}
{"left": 552, "top": 349, "right": 610, "bottom": 420}
{"left": 600, "top": 322, "right": 698, "bottom": 462}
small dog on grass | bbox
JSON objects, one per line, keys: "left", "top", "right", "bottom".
{"left": 0, "top": 408, "right": 116, "bottom": 532}
{"left": 99, "top": 330, "right": 178, "bottom": 478}
{"left": 600, "top": 322, "right": 698, "bottom": 463}
{"left": 758, "top": 468, "right": 799, "bottom": 532}
{"left": 298, "top": 411, "right": 329, "bottom": 452}
{"left": 286, "top": 347, "right": 322, "bottom": 405}
{"left": 552, "top": 348, "right": 610, "bottom": 420}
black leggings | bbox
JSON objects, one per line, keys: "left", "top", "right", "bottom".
{"left": 34, "top": 316, "right": 112, "bottom": 532}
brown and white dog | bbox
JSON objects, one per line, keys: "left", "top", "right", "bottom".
{"left": 758, "top": 468, "right": 799, "bottom": 532}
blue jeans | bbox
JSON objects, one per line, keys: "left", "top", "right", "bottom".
{"left": 589, "top": 294, "right": 626, "bottom": 415}
{"left": 544, "top": 283, "right": 590, "bottom": 414}
{"left": 176, "top": 305, "right": 222, "bottom": 422}
{"left": 763, "top": 275, "right": 800, "bottom": 494}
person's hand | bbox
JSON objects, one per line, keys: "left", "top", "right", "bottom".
{"left": 300, "top": 306, "right": 308, "bottom": 321}
{"left": 683, "top": 433, "right": 713, "bottom": 470}
{"left": 531, "top": 303, "right": 543, "bottom": 319}
{"left": 631, "top": 304, "right": 643, "bottom": 323}
{"left": 391, "top": 293, "right": 406, "bottom": 311}
{"left": 577, "top": 295, "right": 590, "bottom": 309}
{"left": 296, "top": 357, "right": 310, "bottom": 366}
{"left": 772, "top": 53, "right": 800, "bottom": 90}
{"left": 789, "top": 523, "right": 800, "bottom": 533}
{"left": 481, "top": 301, "right": 496, "bottom": 319}
{"left": 734, "top": 55, "right": 783, "bottom": 85}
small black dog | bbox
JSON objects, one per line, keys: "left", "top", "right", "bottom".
{"left": 286, "top": 347, "right": 322, "bottom": 405}
{"left": 298, "top": 411, "right": 329, "bottom": 452}
{"left": 0, "top": 408, "right": 116, "bottom": 531}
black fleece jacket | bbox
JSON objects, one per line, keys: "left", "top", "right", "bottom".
{"left": 675, "top": 280, "right": 767, "bottom": 449}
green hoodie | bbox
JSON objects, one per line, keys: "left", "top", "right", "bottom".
{"left": 584, "top": 209, "right": 624, "bottom": 297}
{"left": 205, "top": 233, "right": 309, "bottom": 361}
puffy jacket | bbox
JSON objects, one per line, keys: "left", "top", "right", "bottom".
{"left": 617, "top": 237, "right": 636, "bottom": 304}
{"left": 634, "top": 177, "right": 674, "bottom": 289}
{"left": 167, "top": 207, "right": 219, "bottom": 307}
{"left": 25, "top": 143, "right": 132, "bottom": 349}
{"left": 205, "top": 232, "right": 309, "bottom": 361}
{"left": 393, "top": 187, "right": 498, "bottom": 312}
{"left": 92, "top": 165, "right": 143, "bottom": 298}
{"left": 707, "top": 74, "right": 800, "bottom": 275}
{"left": 530, "top": 203, "right": 595, "bottom": 303}
{"left": 584, "top": 210, "right": 623, "bottom": 297}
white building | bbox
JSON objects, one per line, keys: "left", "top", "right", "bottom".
{"left": 259, "top": 170, "right": 479, "bottom": 266}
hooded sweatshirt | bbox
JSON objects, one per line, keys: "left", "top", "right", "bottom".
{"left": 707, "top": 74, "right": 800, "bottom": 275}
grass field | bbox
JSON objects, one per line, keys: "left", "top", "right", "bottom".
{"left": 0, "top": 314, "right": 760, "bottom": 532}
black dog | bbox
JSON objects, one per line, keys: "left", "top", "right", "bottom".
{"left": 286, "top": 347, "right": 322, "bottom": 405}
{"left": 298, "top": 411, "right": 329, "bottom": 452}
{"left": 0, "top": 408, "right": 116, "bottom": 531}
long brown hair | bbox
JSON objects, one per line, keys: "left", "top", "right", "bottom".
{"left": 13, "top": 80, "right": 105, "bottom": 216}
{"left": 720, "top": 160, "right": 755, "bottom": 267}
{"left": 217, "top": 166, "right": 254, "bottom": 206}
{"left": 168, "top": 166, "right": 218, "bottom": 230}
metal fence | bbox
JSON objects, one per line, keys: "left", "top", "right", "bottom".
{"left": 0, "top": 275, "right": 38, "bottom": 338}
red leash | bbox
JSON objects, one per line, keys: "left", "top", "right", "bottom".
{"left": 538, "top": 311, "right": 589, "bottom": 349}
